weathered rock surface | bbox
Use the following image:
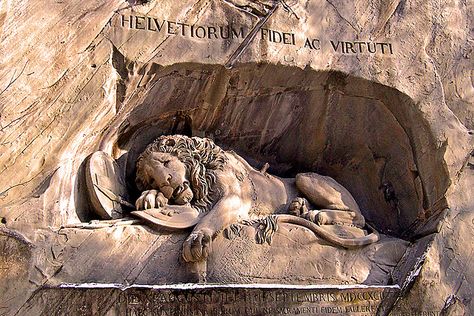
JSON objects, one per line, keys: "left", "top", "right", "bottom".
{"left": 0, "top": 0, "right": 472, "bottom": 315}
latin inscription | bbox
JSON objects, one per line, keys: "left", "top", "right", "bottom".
{"left": 330, "top": 40, "right": 393, "bottom": 54}
{"left": 117, "top": 287, "right": 397, "bottom": 316}
{"left": 120, "top": 15, "right": 245, "bottom": 40}
{"left": 122, "top": 290, "right": 387, "bottom": 304}
{"left": 28, "top": 286, "right": 442, "bottom": 316}
{"left": 116, "top": 14, "right": 394, "bottom": 55}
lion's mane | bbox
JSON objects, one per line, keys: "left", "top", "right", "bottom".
{"left": 136, "top": 135, "right": 228, "bottom": 213}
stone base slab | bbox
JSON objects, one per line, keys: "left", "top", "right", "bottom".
{"left": 18, "top": 283, "right": 400, "bottom": 316}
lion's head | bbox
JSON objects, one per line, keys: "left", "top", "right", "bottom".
{"left": 136, "top": 135, "right": 228, "bottom": 212}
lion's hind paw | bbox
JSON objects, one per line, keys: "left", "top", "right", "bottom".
{"left": 182, "top": 229, "right": 212, "bottom": 262}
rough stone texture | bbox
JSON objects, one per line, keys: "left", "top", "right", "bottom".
{"left": 0, "top": 0, "right": 472, "bottom": 315}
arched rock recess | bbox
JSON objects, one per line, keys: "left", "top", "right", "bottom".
{"left": 104, "top": 62, "right": 449, "bottom": 237}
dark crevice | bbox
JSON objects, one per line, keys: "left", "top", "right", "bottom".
{"left": 171, "top": 112, "right": 193, "bottom": 137}
{"left": 32, "top": 168, "right": 60, "bottom": 198}
{"left": 111, "top": 44, "right": 129, "bottom": 110}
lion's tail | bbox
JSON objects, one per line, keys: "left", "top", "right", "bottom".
{"left": 275, "top": 214, "right": 379, "bottom": 249}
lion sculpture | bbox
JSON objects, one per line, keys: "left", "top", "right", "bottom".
{"left": 133, "top": 135, "right": 378, "bottom": 262}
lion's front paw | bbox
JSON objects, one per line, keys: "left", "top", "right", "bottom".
{"left": 182, "top": 229, "right": 212, "bottom": 262}
{"left": 288, "top": 197, "right": 309, "bottom": 216}
{"left": 135, "top": 190, "right": 169, "bottom": 210}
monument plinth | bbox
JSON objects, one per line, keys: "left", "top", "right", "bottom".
{"left": 19, "top": 284, "right": 400, "bottom": 316}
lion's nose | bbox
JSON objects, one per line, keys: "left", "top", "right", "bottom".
{"left": 157, "top": 175, "right": 172, "bottom": 189}
{"left": 160, "top": 186, "right": 174, "bottom": 199}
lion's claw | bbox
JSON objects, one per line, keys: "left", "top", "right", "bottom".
{"left": 182, "top": 230, "right": 212, "bottom": 262}
{"left": 135, "top": 190, "right": 169, "bottom": 210}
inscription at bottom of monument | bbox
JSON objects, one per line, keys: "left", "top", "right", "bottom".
{"left": 25, "top": 285, "right": 399, "bottom": 316}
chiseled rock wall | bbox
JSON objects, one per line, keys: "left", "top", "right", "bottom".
{"left": 0, "top": 0, "right": 472, "bottom": 315}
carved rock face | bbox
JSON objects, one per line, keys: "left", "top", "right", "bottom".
{"left": 0, "top": 0, "right": 472, "bottom": 314}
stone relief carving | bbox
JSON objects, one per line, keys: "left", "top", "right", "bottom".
{"left": 86, "top": 134, "right": 378, "bottom": 263}
{"left": 2, "top": 0, "right": 471, "bottom": 311}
